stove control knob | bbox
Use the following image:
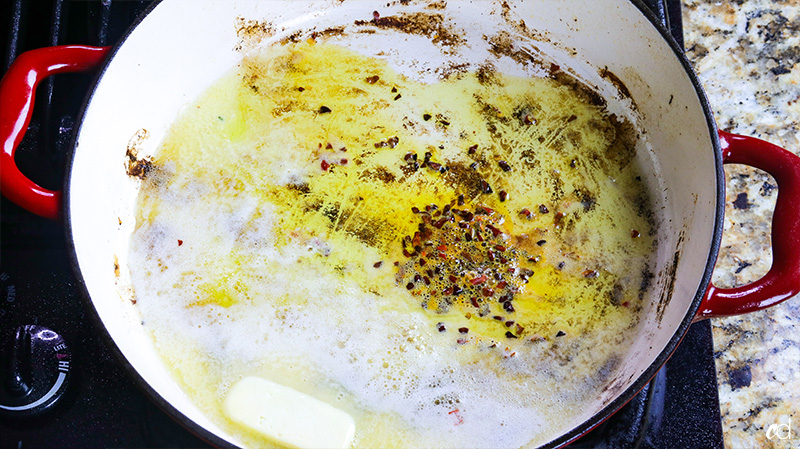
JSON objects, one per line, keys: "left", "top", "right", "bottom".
{"left": 0, "top": 325, "right": 71, "bottom": 417}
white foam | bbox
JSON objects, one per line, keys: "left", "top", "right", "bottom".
{"left": 130, "top": 191, "right": 566, "bottom": 447}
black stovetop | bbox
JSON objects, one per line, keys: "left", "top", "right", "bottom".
{"left": 0, "top": 1, "right": 723, "bottom": 448}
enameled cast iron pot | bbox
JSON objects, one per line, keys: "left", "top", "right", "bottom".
{"left": 2, "top": 1, "right": 800, "bottom": 447}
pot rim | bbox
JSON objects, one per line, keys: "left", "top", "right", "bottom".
{"left": 62, "top": 0, "right": 725, "bottom": 447}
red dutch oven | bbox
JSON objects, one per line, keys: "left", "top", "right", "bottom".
{"left": 2, "top": 1, "right": 800, "bottom": 447}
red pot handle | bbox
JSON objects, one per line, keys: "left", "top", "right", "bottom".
{"left": 0, "top": 45, "right": 111, "bottom": 221}
{"left": 695, "top": 130, "right": 800, "bottom": 320}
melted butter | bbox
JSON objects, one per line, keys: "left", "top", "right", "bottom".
{"left": 149, "top": 41, "right": 652, "bottom": 339}
{"left": 131, "top": 41, "right": 657, "bottom": 448}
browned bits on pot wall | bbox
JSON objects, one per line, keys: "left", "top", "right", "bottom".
{"left": 234, "top": 17, "right": 276, "bottom": 52}
{"left": 354, "top": 12, "right": 466, "bottom": 50}
{"left": 125, "top": 128, "right": 153, "bottom": 180}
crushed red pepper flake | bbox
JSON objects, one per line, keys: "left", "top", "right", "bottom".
{"left": 470, "top": 275, "right": 487, "bottom": 285}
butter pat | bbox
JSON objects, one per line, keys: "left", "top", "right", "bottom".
{"left": 224, "top": 376, "right": 355, "bottom": 449}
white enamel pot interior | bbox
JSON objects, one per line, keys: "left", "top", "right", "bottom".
{"left": 65, "top": 0, "right": 721, "bottom": 447}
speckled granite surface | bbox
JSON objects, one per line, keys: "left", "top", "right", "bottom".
{"left": 682, "top": 1, "right": 800, "bottom": 448}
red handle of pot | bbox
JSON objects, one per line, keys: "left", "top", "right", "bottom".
{"left": 696, "top": 130, "right": 800, "bottom": 320}
{"left": 0, "top": 45, "right": 111, "bottom": 221}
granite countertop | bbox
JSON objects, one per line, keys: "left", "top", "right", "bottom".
{"left": 682, "top": 1, "right": 800, "bottom": 448}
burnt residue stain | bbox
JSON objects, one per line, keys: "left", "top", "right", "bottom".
{"left": 639, "top": 265, "right": 655, "bottom": 301}
{"left": 732, "top": 192, "right": 751, "bottom": 209}
{"left": 315, "top": 26, "right": 347, "bottom": 39}
{"left": 354, "top": 12, "right": 465, "bottom": 50}
{"left": 486, "top": 30, "right": 541, "bottom": 67}
{"left": 437, "top": 62, "right": 472, "bottom": 80}
{"left": 126, "top": 153, "right": 153, "bottom": 179}
{"left": 476, "top": 63, "right": 500, "bottom": 85}
{"left": 551, "top": 70, "right": 606, "bottom": 108}
{"left": 605, "top": 114, "right": 638, "bottom": 170}
{"left": 656, "top": 231, "right": 684, "bottom": 323}
{"left": 125, "top": 128, "right": 153, "bottom": 180}
{"left": 599, "top": 67, "right": 633, "bottom": 102}
{"left": 281, "top": 30, "right": 304, "bottom": 44}
{"left": 113, "top": 255, "right": 136, "bottom": 305}
{"left": 497, "top": 0, "right": 550, "bottom": 46}
{"left": 593, "top": 355, "right": 621, "bottom": 387}
{"left": 234, "top": 17, "right": 276, "bottom": 52}
{"left": 283, "top": 26, "right": 348, "bottom": 44}
{"left": 424, "top": 0, "right": 447, "bottom": 10}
